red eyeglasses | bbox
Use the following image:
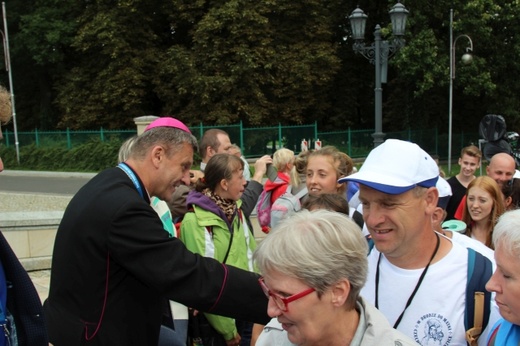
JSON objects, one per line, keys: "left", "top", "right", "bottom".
{"left": 258, "top": 277, "right": 316, "bottom": 312}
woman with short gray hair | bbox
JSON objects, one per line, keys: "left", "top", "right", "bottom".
{"left": 485, "top": 209, "right": 520, "bottom": 344}
{"left": 254, "top": 209, "right": 416, "bottom": 346}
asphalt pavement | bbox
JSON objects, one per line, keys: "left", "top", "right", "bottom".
{"left": 0, "top": 170, "right": 95, "bottom": 195}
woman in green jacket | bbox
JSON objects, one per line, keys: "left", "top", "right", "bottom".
{"left": 180, "top": 153, "right": 256, "bottom": 346}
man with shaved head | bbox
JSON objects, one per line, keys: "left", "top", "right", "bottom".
{"left": 486, "top": 152, "right": 516, "bottom": 187}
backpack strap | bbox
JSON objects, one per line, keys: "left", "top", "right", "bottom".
{"left": 465, "top": 248, "right": 493, "bottom": 346}
{"left": 365, "top": 235, "right": 374, "bottom": 255}
{"left": 292, "top": 186, "right": 308, "bottom": 200}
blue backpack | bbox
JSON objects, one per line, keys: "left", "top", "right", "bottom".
{"left": 465, "top": 248, "right": 492, "bottom": 346}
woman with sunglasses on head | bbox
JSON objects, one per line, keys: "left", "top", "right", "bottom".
{"left": 253, "top": 210, "right": 415, "bottom": 346}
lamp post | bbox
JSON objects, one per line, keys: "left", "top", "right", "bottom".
{"left": 348, "top": 2, "right": 409, "bottom": 148}
{"left": 0, "top": 2, "right": 18, "bottom": 164}
{"left": 448, "top": 8, "right": 473, "bottom": 175}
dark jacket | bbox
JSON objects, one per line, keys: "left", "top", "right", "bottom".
{"left": 43, "top": 167, "right": 268, "bottom": 345}
{"left": 0, "top": 231, "right": 48, "bottom": 345}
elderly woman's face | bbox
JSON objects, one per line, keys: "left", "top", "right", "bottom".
{"left": 263, "top": 270, "right": 333, "bottom": 345}
{"left": 486, "top": 242, "right": 520, "bottom": 325}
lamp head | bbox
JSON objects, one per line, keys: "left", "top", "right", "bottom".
{"left": 461, "top": 53, "right": 473, "bottom": 65}
{"left": 389, "top": 1, "right": 409, "bottom": 37}
{"left": 348, "top": 7, "right": 368, "bottom": 41}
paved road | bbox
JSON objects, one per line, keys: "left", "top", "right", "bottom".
{"left": 0, "top": 170, "right": 95, "bottom": 195}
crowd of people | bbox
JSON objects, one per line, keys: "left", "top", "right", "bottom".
{"left": 3, "top": 114, "right": 520, "bottom": 345}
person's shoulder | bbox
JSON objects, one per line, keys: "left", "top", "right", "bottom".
{"left": 447, "top": 175, "right": 460, "bottom": 185}
{"left": 359, "top": 297, "right": 418, "bottom": 346}
{"left": 446, "top": 237, "right": 473, "bottom": 259}
{"left": 451, "top": 231, "right": 495, "bottom": 264}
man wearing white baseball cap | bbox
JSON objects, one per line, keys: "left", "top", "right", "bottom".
{"left": 340, "top": 139, "right": 499, "bottom": 346}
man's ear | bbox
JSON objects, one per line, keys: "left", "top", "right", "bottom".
{"left": 206, "top": 146, "right": 216, "bottom": 158}
{"left": 425, "top": 187, "right": 439, "bottom": 214}
{"left": 151, "top": 145, "right": 165, "bottom": 168}
{"left": 431, "top": 207, "right": 444, "bottom": 230}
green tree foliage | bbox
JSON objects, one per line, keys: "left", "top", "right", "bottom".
{"left": 52, "top": 0, "right": 166, "bottom": 129}
{"left": 155, "top": 0, "right": 342, "bottom": 126}
{"left": 2, "top": 0, "right": 520, "bottom": 139}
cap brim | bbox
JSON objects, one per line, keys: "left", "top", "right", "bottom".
{"left": 339, "top": 172, "right": 415, "bottom": 195}
{"left": 340, "top": 171, "right": 438, "bottom": 195}
{"left": 343, "top": 179, "right": 415, "bottom": 194}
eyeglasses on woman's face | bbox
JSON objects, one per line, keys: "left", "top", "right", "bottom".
{"left": 258, "top": 277, "right": 316, "bottom": 312}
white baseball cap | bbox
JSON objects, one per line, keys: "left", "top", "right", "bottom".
{"left": 339, "top": 139, "right": 439, "bottom": 194}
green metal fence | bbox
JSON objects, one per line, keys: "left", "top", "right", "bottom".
{"left": 1, "top": 123, "right": 480, "bottom": 160}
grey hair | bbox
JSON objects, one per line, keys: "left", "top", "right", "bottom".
{"left": 493, "top": 209, "right": 520, "bottom": 256}
{"left": 130, "top": 127, "right": 198, "bottom": 160}
{"left": 118, "top": 135, "right": 138, "bottom": 163}
{"left": 254, "top": 209, "right": 368, "bottom": 308}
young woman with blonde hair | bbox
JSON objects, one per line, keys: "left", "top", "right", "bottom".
{"left": 306, "top": 146, "right": 354, "bottom": 196}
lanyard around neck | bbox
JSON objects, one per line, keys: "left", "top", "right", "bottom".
{"left": 118, "top": 163, "right": 145, "bottom": 199}
{"left": 375, "top": 233, "right": 441, "bottom": 329}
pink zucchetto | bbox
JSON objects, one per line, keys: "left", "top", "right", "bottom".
{"left": 144, "top": 117, "right": 191, "bottom": 134}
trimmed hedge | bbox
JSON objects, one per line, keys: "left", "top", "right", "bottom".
{"left": 0, "top": 138, "right": 123, "bottom": 172}
{"left": 0, "top": 138, "right": 203, "bottom": 172}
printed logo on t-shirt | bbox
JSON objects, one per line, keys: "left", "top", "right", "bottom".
{"left": 413, "top": 312, "right": 453, "bottom": 346}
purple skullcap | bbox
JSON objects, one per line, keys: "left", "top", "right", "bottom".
{"left": 144, "top": 117, "right": 191, "bottom": 134}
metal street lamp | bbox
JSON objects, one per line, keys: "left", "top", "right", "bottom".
{"left": 348, "top": 2, "right": 409, "bottom": 147}
{"left": 448, "top": 8, "right": 473, "bottom": 175}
